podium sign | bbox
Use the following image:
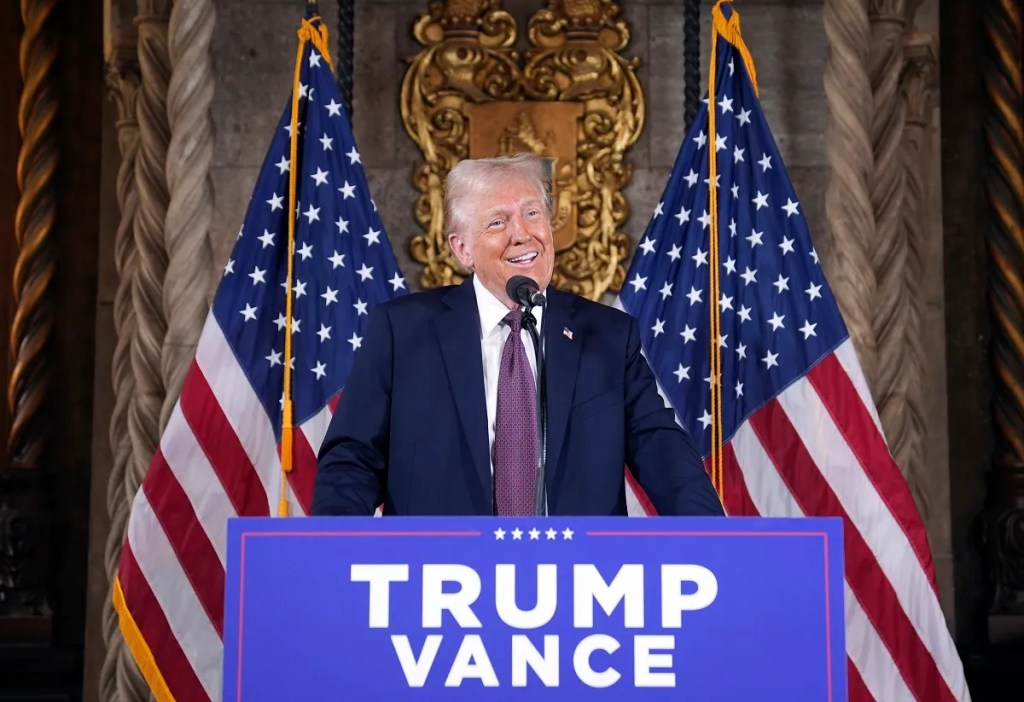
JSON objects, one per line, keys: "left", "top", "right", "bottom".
{"left": 223, "top": 516, "right": 845, "bottom": 701}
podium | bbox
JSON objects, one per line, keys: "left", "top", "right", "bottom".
{"left": 223, "top": 516, "right": 846, "bottom": 700}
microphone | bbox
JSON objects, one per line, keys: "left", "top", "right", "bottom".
{"left": 506, "top": 275, "right": 545, "bottom": 309}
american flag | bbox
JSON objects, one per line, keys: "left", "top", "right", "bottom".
{"left": 619, "top": 6, "right": 970, "bottom": 702}
{"left": 113, "top": 17, "right": 405, "bottom": 701}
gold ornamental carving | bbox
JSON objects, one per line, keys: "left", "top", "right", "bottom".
{"left": 401, "top": 0, "right": 645, "bottom": 299}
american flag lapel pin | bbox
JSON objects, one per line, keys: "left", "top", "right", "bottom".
{"left": 563, "top": 326, "right": 573, "bottom": 341}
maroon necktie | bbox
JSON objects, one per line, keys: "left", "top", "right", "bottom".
{"left": 494, "top": 309, "right": 538, "bottom": 515}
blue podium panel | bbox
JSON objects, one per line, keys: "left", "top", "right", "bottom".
{"left": 223, "top": 517, "right": 845, "bottom": 701}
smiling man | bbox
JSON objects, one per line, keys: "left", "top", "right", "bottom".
{"left": 312, "top": 153, "right": 723, "bottom": 517}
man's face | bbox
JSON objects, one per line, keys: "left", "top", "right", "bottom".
{"left": 449, "top": 177, "right": 555, "bottom": 308}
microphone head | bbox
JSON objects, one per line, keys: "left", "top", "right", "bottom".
{"left": 506, "top": 275, "right": 538, "bottom": 306}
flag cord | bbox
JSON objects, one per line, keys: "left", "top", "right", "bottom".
{"left": 707, "top": 3, "right": 724, "bottom": 498}
{"left": 279, "top": 19, "right": 333, "bottom": 517}
{"left": 713, "top": 4, "right": 759, "bottom": 97}
{"left": 279, "top": 27, "right": 304, "bottom": 517}
{"left": 704, "top": 0, "right": 759, "bottom": 501}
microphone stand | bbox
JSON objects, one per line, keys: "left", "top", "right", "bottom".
{"left": 521, "top": 302, "right": 547, "bottom": 516}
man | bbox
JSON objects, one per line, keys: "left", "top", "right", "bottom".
{"left": 312, "top": 153, "right": 723, "bottom": 517}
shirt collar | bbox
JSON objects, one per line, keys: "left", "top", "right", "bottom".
{"left": 473, "top": 275, "right": 544, "bottom": 338}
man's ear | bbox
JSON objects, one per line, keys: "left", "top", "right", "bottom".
{"left": 448, "top": 233, "right": 473, "bottom": 271}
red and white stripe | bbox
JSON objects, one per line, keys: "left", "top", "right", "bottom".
{"left": 626, "top": 339, "right": 970, "bottom": 701}
{"left": 116, "top": 316, "right": 329, "bottom": 701}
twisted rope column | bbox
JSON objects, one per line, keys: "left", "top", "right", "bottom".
{"left": 983, "top": 0, "right": 1024, "bottom": 609}
{"left": 899, "top": 30, "right": 937, "bottom": 520}
{"left": 120, "top": 1, "right": 172, "bottom": 696}
{"left": 128, "top": 0, "right": 170, "bottom": 487}
{"left": 337, "top": 0, "right": 354, "bottom": 119}
{"left": 683, "top": 0, "right": 700, "bottom": 131}
{"left": 99, "top": 40, "right": 144, "bottom": 702}
{"left": 868, "top": 0, "right": 910, "bottom": 467}
{"left": 9, "top": 0, "right": 58, "bottom": 469}
{"left": 824, "top": 0, "right": 878, "bottom": 386}
{"left": 163, "top": 0, "right": 215, "bottom": 426}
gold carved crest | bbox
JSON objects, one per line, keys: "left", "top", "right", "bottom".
{"left": 400, "top": 0, "right": 645, "bottom": 299}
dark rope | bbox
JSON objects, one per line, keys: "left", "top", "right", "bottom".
{"left": 337, "top": 0, "right": 354, "bottom": 120}
{"left": 683, "top": 0, "right": 701, "bottom": 131}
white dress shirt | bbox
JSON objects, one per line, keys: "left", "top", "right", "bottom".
{"left": 473, "top": 275, "right": 543, "bottom": 475}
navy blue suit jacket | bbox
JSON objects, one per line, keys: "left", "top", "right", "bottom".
{"left": 312, "top": 278, "right": 723, "bottom": 516}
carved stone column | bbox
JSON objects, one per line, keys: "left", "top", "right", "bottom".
{"left": 899, "top": 30, "right": 937, "bottom": 519}
{"left": 127, "top": 0, "right": 170, "bottom": 523}
{"left": 162, "top": 0, "right": 215, "bottom": 424}
{"left": 869, "top": 0, "right": 912, "bottom": 470}
{"left": 100, "top": 19, "right": 147, "bottom": 702}
{"left": 824, "top": 0, "right": 879, "bottom": 386}
{"left": 114, "top": 0, "right": 172, "bottom": 698}
{"left": 983, "top": 0, "right": 1024, "bottom": 613}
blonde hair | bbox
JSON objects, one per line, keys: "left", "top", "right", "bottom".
{"left": 443, "top": 153, "right": 551, "bottom": 240}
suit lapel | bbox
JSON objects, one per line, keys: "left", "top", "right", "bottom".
{"left": 435, "top": 279, "right": 492, "bottom": 505}
{"left": 542, "top": 288, "right": 581, "bottom": 498}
